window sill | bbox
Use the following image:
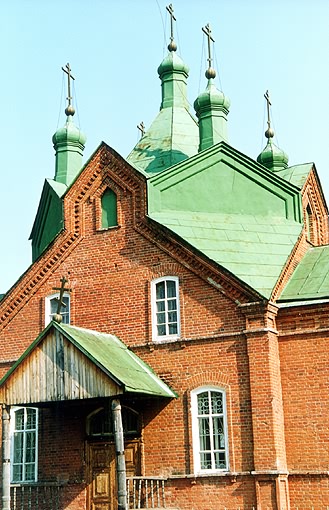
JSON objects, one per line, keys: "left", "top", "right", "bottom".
{"left": 152, "top": 335, "right": 181, "bottom": 344}
{"left": 96, "top": 225, "right": 121, "bottom": 232}
{"left": 167, "top": 471, "right": 248, "bottom": 481}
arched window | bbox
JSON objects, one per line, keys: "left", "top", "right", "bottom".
{"left": 101, "top": 188, "right": 117, "bottom": 228}
{"left": 191, "top": 387, "right": 228, "bottom": 473}
{"left": 11, "top": 407, "right": 38, "bottom": 482}
{"left": 87, "top": 406, "right": 139, "bottom": 438}
{"left": 151, "top": 276, "right": 180, "bottom": 342}
{"left": 306, "top": 204, "right": 313, "bottom": 242}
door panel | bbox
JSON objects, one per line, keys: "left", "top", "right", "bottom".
{"left": 88, "top": 441, "right": 140, "bottom": 510}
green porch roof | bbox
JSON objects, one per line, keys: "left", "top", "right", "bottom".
{"left": 0, "top": 322, "right": 176, "bottom": 399}
{"left": 278, "top": 245, "right": 329, "bottom": 302}
{"left": 150, "top": 210, "right": 302, "bottom": 299}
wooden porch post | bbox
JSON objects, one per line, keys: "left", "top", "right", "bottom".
{"left": 111, "top": 399, "right": 127, "bottom": 510}
{"left": 2, "top": 404, "right": 11, "bottom": 510}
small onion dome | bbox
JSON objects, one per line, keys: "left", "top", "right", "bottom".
{"left": 194, "top": 79, "right": 230, "bottom": 116}
{"left": 257, "top": 139, "right": 289, "bottom": 171}
{"left": 158, "top": 51, "right": 189, "bottom": 79}
{"left": 52, "top": 116, "right": 87, "bottom": 147}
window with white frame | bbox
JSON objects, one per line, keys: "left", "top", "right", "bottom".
{"left": 45, "top": 293, "right": 70, "bottom": 325}
{"left": 191, "top": 387, "right": 228, "bottom": 473}
{"left": 151, "top": 276, "right": 180, "bottom": 341}
{"left": 11, "top": 407, "right": 38, "bottom": 483}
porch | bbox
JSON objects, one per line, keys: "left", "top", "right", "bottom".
{"left": 10, "top": 477, "right": 171, "bottom": 510}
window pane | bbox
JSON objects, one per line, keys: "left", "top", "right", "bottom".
{"left": 200, "top": 452, "right": 212, "bottom": 470}
{"left": 25, "top": 463, "right": 35, "bottom": 482}
{"left": 156, "top": 301, "right": 165, "bottom": 312}
{"left": 168, "top": 323, "right": 178, "bottom": 335}
{"left": 25, "top": 432, "right": 36, "bottom": 462}
{"left": 157, "top": 324, "right": 166, "bottom": 336}
{"left": 167, "top": 299, "right": 177, "bottom": 311}
{"left": 26, "top": 408, "right": 37, "bottom": 429}
{"left": 13, "top": 433, "right": 23, "bottom": 463}
{"left": 197, "top": 392, "right": 209, "bottom": 415}
{"left": 15, "top": 409, "right": 25, "bottom": 430}
{"left": 12, "top": 464, "right": 23, "bottom": 482}
{"left": 213, "top": 417, "right": 225, "bottom": 449}
{"left": 211, "top": 391, "right": 223, "bottom": 414}
{"left": 168, "top": 311, "right": 177, "bottom": 323}
{"left": 156, "top": 282, "right": 165, "bottom": 300}
{"left": 156, "top": 312, "right": 166, "bottom": 325}
{"left": 214, "top": 451, "right": 227, "bottom": 470}
{"left": 198, "top": 417, "right": 210, "bottom": 450}
{"left": 166, "top": 280, "right": 176, "bottom": 298}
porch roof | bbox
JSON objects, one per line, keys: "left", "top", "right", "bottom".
{"left": 0, "top": 322, "right": 176, "bottom": 406}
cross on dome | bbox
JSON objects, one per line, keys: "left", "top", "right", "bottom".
{"left": 166, "top": 4, "right": 177, "bottom": 51}
{"left": 202, "top": 23, "right": 216, "bottom": 79}
{"left": 62, "top": 63, "right": 76, "bottom": 116}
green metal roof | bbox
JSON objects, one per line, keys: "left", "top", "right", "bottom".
{"left": 29, "top": 178, "right": 67, "bottom": 261}
{"left": 0, "top": 322, "right": 176, "bottom": 398}
{"left": 274, "top": 163, "right": 313, "bottom": 189}
{"left": 127, "top": 105, "right": 199, "bottom": 174}
{"left": 279, "top": 245, "right": 329, "bottom": 302}
{"left": 151, "top": 210, "right": 302, "bottom": 299}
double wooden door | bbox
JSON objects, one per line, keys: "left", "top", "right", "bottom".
{"left": 88, "top": 440, "right": 140, "bottom": 510}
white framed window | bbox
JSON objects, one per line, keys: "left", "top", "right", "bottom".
{"left": 151, "top": 276, "right": 180, "bottom": 341}
{"left": 11, "top": 407, "right": 38, "bottom": 483}
{"left": 45, "top": 292, "right": 70, "bottom": 325}
{"left": 191, "top": 387, "right": 229, "bottom": 474}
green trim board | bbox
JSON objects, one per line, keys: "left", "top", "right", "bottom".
{"left": 0, "top": 322, "right": 176, "bottom": 399}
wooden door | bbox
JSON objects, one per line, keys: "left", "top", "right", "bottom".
{"left": 88, "top": 441, "right": 140, "bottom": 510}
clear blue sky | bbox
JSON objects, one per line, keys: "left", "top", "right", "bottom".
{"left": 1, "top": 0, "right": 328, "bottom": 293}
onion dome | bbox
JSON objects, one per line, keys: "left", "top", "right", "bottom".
{"left": 257, "top": 127, "right": 288, "bottom": 171}
{"left": 53, "top": 108, "right": 86, "bottom": 186}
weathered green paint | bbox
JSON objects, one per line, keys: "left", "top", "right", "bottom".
{"left": 52, "top": 116, "right": 86, "bottom": 186}
{"left": 274, "top": 162, "right": 313, "bottom": 188}
{"left": 257, "top": 139, "right": 288, "bottom": 172}
{"left": 279, "top": 246, "right": 329, "bottom": 301}
{"left": 194, "top": 79, "right": 230, "bottom": 151}
{"left": 102, "top": 188, "right": 117, "bottom": 228}
{"left": 29, "top": 179, "right": 67, "bottom": 261}
{"left": 127, "top": 48, "right": 198, "bottom": 174}
{"left": 0, "top": 322, "right": 176, "bottom": 399}
{"left": 146, "top": 142, "right": 303, "bottom": 298}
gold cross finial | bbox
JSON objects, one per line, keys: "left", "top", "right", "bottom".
{"left": 166, "top": 4, "right": 177, "bottom": 51}
{"left": 202, "top": 24, "right": 216, "bottom": 79}
{"left": 137, "top": 121, "right": 145, "bottom": 138}
{"left": 264, "top": 90, "right": 274, "bottom": 139}
{"left": 52, "top": 276, "right": 72, "bottom": 317}
{"left": 62, "top": 63, "right": 75, "bottom": 116}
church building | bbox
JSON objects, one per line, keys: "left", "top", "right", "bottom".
{"left": 0, "top": 5, "right": 329, "bottom": 510}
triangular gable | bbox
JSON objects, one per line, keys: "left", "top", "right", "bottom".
{"left": 0, "top": 322, "right": 176, "bottom": 406}
{"left": 146, "top": 142, "right": 304, "bottom": 298}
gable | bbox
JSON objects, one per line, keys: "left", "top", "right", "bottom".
{"left": 0, "top": 322, "right": 175, "bottom": 406}
{"left": 148, "top": 142, "right": 302, "bottom": 222}
{"left": 147, "top": 142, "right": 303, "bottom": 298}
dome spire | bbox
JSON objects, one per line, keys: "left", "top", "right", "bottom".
{"left": 53, "top": 63, "right": 86, "bottom": 186}
{"left": 257, "top": 90, "right": 288, "bottom": 171}
{"left": 166, "top": 3, "right": 177, "bottom": 52}
{"left": 194, "top": 24, "right": 230, "bottom": 152}
{"left": 62, "top": 63, "right": 76, "bottom": 117}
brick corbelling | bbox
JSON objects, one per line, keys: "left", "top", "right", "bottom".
{"left": 0, "top": 231, "right": 82, "bottom": 328}
{"left": 302, "top": 168, "right": 329, "bottom": 245}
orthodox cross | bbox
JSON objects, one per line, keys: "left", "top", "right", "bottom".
{"left": 62, "top": 63, "right": 75, "bottom": 110}
{"left": 264, "top": 90, "right": 272, "bottom": 130}
{"left": 166, "top": 4, "right": 176, "bottom": 47}
{"left": 137, "top": 121, "right": 145, "bottom": 138}
{"left": 52, "top": 276, "right": 72, "bottom": 315}
{"left": 202, "top": 23, "right": 215, "bottom": 70}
